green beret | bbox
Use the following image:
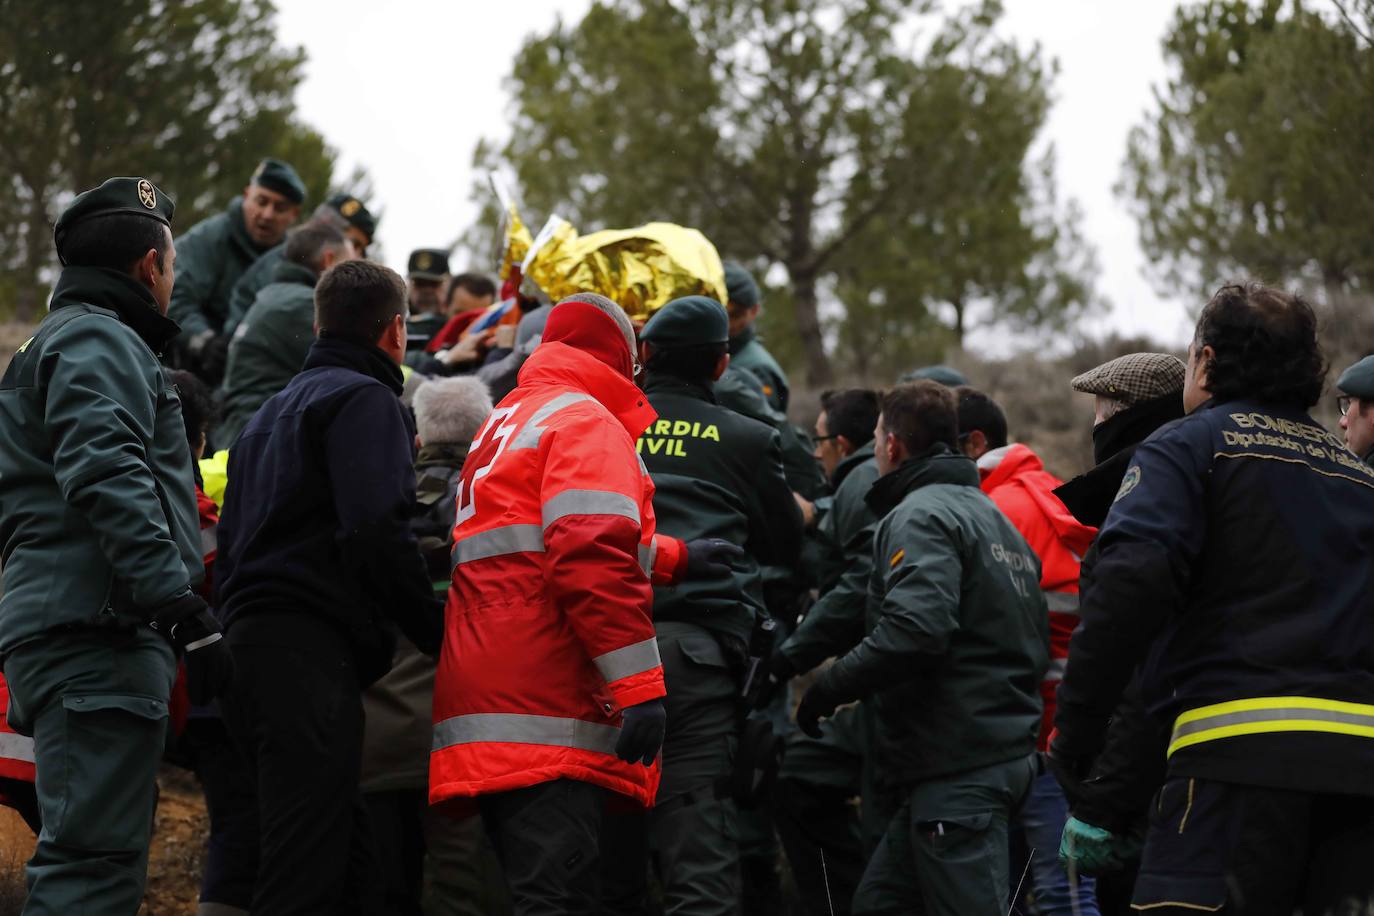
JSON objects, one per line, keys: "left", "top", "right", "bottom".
{"left": 723, "top": 261, "right": 761, "bottom": 308}
{"left": 53, "top": 177, "right": 175, "bottom": 262}
{"left": 325, "top": 193, "right": 378, "bottom": 241}
{"left": 408, "top": 248, "right": 451, "bottom": 281}
{"left": 250, "top": 158, "right": 306, "bottom": 204}
{"left": 899, "top": 364, "right": 969, "bottom": 387}
{"left": 1337, "top": 355, "right": 1374, "bottom": 400}
{"left": 641, "top": 296, "right": 729, "bottom": 347}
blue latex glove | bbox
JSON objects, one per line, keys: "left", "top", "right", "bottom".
{"left": 1058, "top": 817, "right": 1122, "bottom": 876}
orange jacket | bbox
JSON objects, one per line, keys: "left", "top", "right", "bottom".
{"left": 430, "top": 322, "right": 683, "bottom": 811}
{"left": 978, "top": 444, "right": 1097, "bottom": 749}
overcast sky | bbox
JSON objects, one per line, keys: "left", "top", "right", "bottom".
{"left": 274, "top": 0, "right": 1196, "bottom": 348}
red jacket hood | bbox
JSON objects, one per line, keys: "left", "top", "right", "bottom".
{"left": 517, "top": 340, "right": 657, "bottom": 441}
{"left": 978, "top": 444, "right": 1097, "bottom": 557}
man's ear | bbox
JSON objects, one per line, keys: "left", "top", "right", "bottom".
{"left": 836, "top": 434, "right": 855, "bottom": 457}
{"left": 711, "top": 351, "right": 730, "bottom": 382}
{"left": 964, "top": 429, "right": 988, "bottom": 459}
{"left": 135, "top": 247, "right": 160, "bottom": 292}
{"left": 1197, "top": 344, "right": 1216, "bottom": 389}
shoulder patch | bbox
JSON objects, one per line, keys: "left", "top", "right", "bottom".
{"left": 1114, "top": 465, "right": 1142, "bottom": 502}
{"left": 889, "top": 548, "right": 905, "bottom": 568}
{"left": 16, "top": 336, "right": 33, "bottom": 354}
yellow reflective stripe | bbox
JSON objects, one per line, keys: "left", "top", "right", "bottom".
{"left": 1168, "top": 696, "right": 1374, "bottom": 758}
{"left": 1173, "top": 695, "right": 1374, "bottom": 727}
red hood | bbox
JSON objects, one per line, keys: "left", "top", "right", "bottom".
{"left": 517, "top": 340, "right": 657, "bottom": 441}
{"left": 978, "top": 444, "right": 1096, "bottom": 556}
{"left": 542, "top": 299, "right": 635, "bottom": 379}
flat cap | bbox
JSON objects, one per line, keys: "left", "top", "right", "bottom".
{"left": 640, "top": 296, "right": 729, "bottom": 347}
{"left": 326, "top": 193, "right": 378, "bottom": 241}
{"left": 1337, "top": 355, "right": 1374, "bottom": 399}
{"left": 54, "top": 177, "right": 175, "bottom": 259}
{"left": 723, "top": 261, "right": 761, "bottom": 309}
{"left": 250, "top": 158, "right": 306, "bottom": 204}
{"left": 408, "top": 248, "right": 451, "bottom": 281}
{"left": 899, "top": 364, "right": 968, "bottom": 387}
{"left": 1071, "top": 352, "right": 1185, "bottom": 405}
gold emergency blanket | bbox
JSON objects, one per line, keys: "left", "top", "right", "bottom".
{"left": 521, "top": 219, "right": 727, "bottom": 321}
{"left": 498, "top": 206, "right": 534, "bottom": 282}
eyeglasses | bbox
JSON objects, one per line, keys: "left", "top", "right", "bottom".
{"left": 814, "top": 434, "right": 839, "bottom": 444}
{"left": 1339, "top": 396, "right": 1354, "bottom": 417}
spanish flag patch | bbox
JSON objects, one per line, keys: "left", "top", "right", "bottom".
{"left": 889, "top": 549, "right": 905, "bottom": 568}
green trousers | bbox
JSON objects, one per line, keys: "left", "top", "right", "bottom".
{"left": 3, "top": 626, "right": 175, "bottom": 916}
{"left": 852, "top": 753, "right": 1037, "bottom": 916}
{"left": 602, "top": 621, "right": 742, "bottom": 916}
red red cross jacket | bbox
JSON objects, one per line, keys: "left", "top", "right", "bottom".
{"left": 429, "top": 303, "right": 684, "bottom": 812}
{"left": 978, "top": 444, "right": 1097, "bottom": 749}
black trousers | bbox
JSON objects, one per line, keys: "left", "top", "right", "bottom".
{"left": 223, "top": 613, "right": 382, "bottom": 915}
{"left": 186, "top": 717, "right": 258, "bottom": 910}
{"left": 1133, "top": 777, "right": 1374, "bottom": 914}
{"left": 480, "top": 779, "right": 607, "bottom": 916}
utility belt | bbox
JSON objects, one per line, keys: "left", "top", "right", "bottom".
{"left": 1169, "top": 695, "right": 1374, "bottom": 758}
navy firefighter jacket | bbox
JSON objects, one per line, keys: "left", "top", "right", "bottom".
{"left": 1055, "top": 399, "right": 1374, "bottom": 796}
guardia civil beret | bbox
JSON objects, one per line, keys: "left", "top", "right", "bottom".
{"left": 250, "top": 158, "right": 306, "bottom": 204}
{"left": 326, "top": 193, "right": 377, "bottom": 241}
{"left": 1337, "top": 355, "right": 1374, "bottom": 400}
{"left": 641, "top": 296, "right": 729, "bottom": 347}
{"left": 723, "top": 261, "right": 761, "bottom": 309}
{"left": 408, "top": 248, "right": 451, "bottom": 281}
{"left": 54, "top": 177, "right": 175, "bottom": 260}
{"left": 1071, "top": 352, "right": 1185, "bottom": 405}
{"left": 898, "top": 364, "right": 969, "bottom": 387}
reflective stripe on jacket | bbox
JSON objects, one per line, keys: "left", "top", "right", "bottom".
{"left": 0, "top": 675, "right": 35, "bottom": 784}
{"left": 430, "top": 341, "right": 681, "bottom": 809}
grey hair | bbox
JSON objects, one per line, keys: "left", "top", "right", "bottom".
{"left": 558, "top": 292, "right": 637, "bottom": 362}
{"left": 1096, "top": 395, "right": 1128, "bottom": 422}
{"left": 412, "top": 376, "right": 494, "bottom": 445}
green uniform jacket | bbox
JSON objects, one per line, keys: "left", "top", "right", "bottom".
{"left": 167, "top": 199, "right": 268, "bottom": 339}
{"left": 823, "top": 446, "right": 1048, "bottom": 786}
{"left": 0, "top": 267, "right": 203, "bottom": 657}
{"left": 223, "top": 242, "right": 285, "bottom": 338}
{"left": 640, "top": 372, "right": 805, "bottom": 645}
{"left": 218, "top": 260, "right": 319, "bottom": 446}
{"left": 780, "top": 444, "right": 880, "bottom": 673}
{"left": 729, "top": 325, "right": 790, "bottom": 414}
{"left": 713, "top": 365, "right": 827, "bottom": 500}
{"left": 403, "top": 312, "right": 449, "bottom": 369}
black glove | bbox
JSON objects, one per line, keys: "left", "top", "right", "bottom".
{"left": 795, "top": 675, "right": 844, "bottom": 739}
{"left": 150, "top": 592, "right": 234, "bottom": 705}
{"left": 614, "top": 698, "right": 667, "bottom": 767}
{"left": 1046, "top": 733, "right": 1095, "bottom": 808}
{"left": 751, "top": 647, "right": 795, "bottom": 711}
{"left": 684, "top": 538, "right": 745, "bottom": 580}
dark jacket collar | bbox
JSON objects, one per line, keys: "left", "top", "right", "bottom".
{"left": 416, "top": 442, "right": 470, "bottom": 469}
{"left": 641, "top": 370, "right": 717, "bottom": 404}
{"left": 728, "top": 324, "right": 756, "bottom": 356}
{"left": 272, "top": 259, "right": 319, "bottom": 287}
{"left": 865, "top": 443, "right": 979, "bottom": 517}
{"left": 1054, "top": 392, "right": 1187, "bottom": 528}
{"left": 49, "top": 265, "right": 181, "bottom": 355}
{"left": 832, "top": 442, "right": 876, "bottom": 490}
{"left": 303, "top": 334, "right": 404, "bottom": 395}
